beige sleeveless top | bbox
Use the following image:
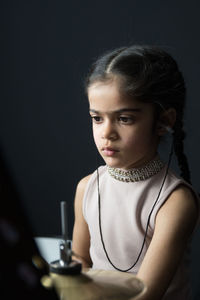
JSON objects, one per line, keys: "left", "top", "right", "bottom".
{"left": 83, "top": 163, "right": 197, "bottom": 299}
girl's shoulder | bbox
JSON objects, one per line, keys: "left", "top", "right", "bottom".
{"left": 75, "top": 175, "right": 93, "bottom": 204}
{"left": 148, "top": 166, "right": 200, "bottom": 230}
{"left": 166, "top": 183, "right": 198, "bottom": 213}
{"left": 77, "top": 174, "right": 92, "bottom": 191}
{"left": 76, "top": 165, "right": 107, "bottom": 193}
{"left": 156, "top": 183, "right": 199, "bottom": 240}
{"left": 157, "top": 178, "right": 199, "bottom": 232}
{"left": 167, "top": 169, "right": 200, "bottom": 209}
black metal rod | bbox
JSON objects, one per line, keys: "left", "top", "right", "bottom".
{"left": 60, "top": 201, "right": 68, "bottom": 241}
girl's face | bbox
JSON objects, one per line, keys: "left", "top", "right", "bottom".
{"left": 88, "top": 80, "right": 159, "bottom": 170}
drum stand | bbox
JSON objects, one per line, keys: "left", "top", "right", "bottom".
{"left": 49, "top": 201, "right": 82, "bottom": 275}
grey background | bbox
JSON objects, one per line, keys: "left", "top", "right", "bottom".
{"left": 1, "top": 0, "right": 200, "bottom": 297}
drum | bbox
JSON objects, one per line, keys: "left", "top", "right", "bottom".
{"left": 42, "top": 268, "right": 146, "bottom": 300}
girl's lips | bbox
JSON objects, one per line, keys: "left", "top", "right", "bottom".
{"left": 102, "top": 147, "right": 119, "bottom": 157}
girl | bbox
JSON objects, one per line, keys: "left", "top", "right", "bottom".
{"left": 72, "top": 45, "right": 199, "bottom": 299}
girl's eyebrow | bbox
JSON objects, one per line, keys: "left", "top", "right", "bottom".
{"left": 89, "top": 108, "right": 142, "bottom": 114}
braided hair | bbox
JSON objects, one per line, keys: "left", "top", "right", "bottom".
{"left": 84, "top": 45, "right": 191, "bottom": 183}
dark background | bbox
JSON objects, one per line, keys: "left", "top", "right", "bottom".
{"left": 1, "top": 0, "right": 200, "bottom": 296}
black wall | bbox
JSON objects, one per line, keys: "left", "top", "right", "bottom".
{"left": 2, "top": 0, "right": 200, "bottom": 237}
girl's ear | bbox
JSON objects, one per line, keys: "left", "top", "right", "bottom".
{"left": 157, "top": 108, "right": 176, "bottom": 136}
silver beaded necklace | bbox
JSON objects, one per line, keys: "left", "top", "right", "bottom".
{"left": 107, "top": 155, "right": 165, "bottom": 182}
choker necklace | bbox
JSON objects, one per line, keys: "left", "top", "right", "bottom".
{"left": 107, "top": 156, "right": 165, "bottom": 182}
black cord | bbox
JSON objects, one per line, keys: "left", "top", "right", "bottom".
{"left": 97, "top": 142, "right": 174, "bottom": 272}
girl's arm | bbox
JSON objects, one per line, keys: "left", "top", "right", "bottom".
{"left": 72, "top": 175, "right": 93, "bottom": 268}
{"left": 137, "top": 185, "right": 198, "bottom": 300}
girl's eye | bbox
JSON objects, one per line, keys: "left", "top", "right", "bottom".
{"left": 118, "top": 116, "right": 134, "bottom": 124}
{"left": 91, "top": 116, "right": 102, "bottom": 123}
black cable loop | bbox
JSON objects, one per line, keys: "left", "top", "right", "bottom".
{"left": 97, "top": 141, "right": 174, "bottom": 272}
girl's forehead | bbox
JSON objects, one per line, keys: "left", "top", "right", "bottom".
{"left": 88, "top": 81, "right": 150, "bottom": 111}
{"left": 88, "top": 81, "right": 119, "bottom": 99}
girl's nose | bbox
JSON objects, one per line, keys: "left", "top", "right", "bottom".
{"left": 101, "top": 121, "right": 118, "bottom": 140}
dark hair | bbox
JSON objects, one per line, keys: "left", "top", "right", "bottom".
{"left": 84, "top": 45, "right": 191, "bottom": 183}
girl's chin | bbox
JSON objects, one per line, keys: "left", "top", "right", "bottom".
{"left": 103, "top": 158, "right": 125, "bottom": 169}
{"left": 101, "top": 154, "right": 136, "bottom": 169}
{"left": 104, "top": 157, "right": 142, "bottom": 170}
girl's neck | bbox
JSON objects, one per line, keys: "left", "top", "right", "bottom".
{"left": 118, "top": 151, "right": 159, "bottom": 171}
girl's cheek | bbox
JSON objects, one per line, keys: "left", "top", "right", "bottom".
{"left": 93, "top": 126, "right": 101, "bottom": 140}
{"left": 93, "top": 132, "right": 100, "bottom": 147}
{"left": 124, "top": 134, "right": 139, "bottom": 145}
